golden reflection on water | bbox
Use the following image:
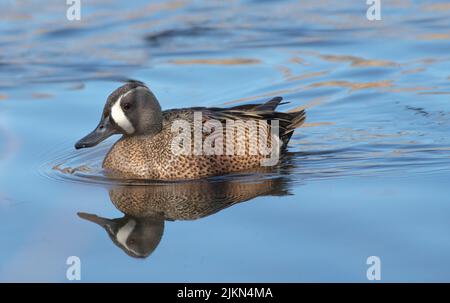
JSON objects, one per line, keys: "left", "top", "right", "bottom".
{"left": 423, "top": 2, "right": 450, "bottom": 11}
{"left": 31, "top": 92, "right": 54, "bottom": 100}
{"left": 307, "top": 80, "right": 393, "bottom": 92}
{"left": 418, "top": 33, "right": 450, "bottom": 41}
{"left": 319, "top": 55, "right": 397, "bottom": 68}
{"left": 169, "top": 58, "right": 261, "bottom": 65}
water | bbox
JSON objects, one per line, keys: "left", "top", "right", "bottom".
{"left": 1, "top": 0, "right": 450, "bottom": 282}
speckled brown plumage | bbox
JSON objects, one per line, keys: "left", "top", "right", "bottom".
{"left": 103, "top": 100, "right": 305, "bottom": 180}
{"left": 78, "top": 174, "right": 291, "bottom": 258}
{"left": 108, "top": 176, "right": 290, "bottom": 220}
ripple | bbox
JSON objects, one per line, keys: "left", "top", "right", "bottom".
{"left": 40, "top": 138, "right": 450, "bottom": 188}
{"left": 39, "top": 141, "right": 298, "bottom": 186}
{"left": 6, "top": 0, "right": 450, "bottom": 187}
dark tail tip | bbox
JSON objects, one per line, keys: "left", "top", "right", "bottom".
{"left": 290, "top": 109, "right": 306, "bottom": 129}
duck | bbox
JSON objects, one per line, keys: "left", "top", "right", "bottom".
{"left": 75, "top": 81, "right": 305, "bottom": 180}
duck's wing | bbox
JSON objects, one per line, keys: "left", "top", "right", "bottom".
{"left": 162, "top": 97, "right": 305, "bottom": 147}
{"left": 207, "top": 97, "right": 305, "bottom": 146}
{"left": 228, "top": 96, "right": 287, "bottom": 111}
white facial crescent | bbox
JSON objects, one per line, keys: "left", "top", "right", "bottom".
{"left": 116, "top": 219, "right": 140, "bottom": 256}
{"left": 111, "top": 89, "right": 136, "bottom": 134}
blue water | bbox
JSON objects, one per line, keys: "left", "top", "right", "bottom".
{"left": 1, "top": 0, "right": 450, "bottom": 282}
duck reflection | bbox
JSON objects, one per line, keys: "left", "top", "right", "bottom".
{"left": 78, "top": 175, "right": 291, "bottom": 258}
{"left": 78, "top": 212, "right": 164, "bottom": 258}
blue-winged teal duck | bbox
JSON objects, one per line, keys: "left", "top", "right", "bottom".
{"left": 75, "top": 81, "right": 305, "bottom": 180}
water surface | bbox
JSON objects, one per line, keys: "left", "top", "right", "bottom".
{"left": 1, "top": 0, "right": 450, "bottom": 282}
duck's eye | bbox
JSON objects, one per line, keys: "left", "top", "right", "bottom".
{"left": 123, "top": 103, "right": 131, "bottom": 111}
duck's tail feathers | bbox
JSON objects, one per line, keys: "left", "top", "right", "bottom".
{"left": 287, "top": 109, "right": 306, "bottom": 132}
{"left": 279, "top": 109, "right": 305, "bottom": 147}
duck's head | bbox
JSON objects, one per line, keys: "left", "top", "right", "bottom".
{"left": 75, "top": 81, "right": 163, "bottom": 149}
{"left": 78, "top": 212, "right": 164, "bottom": 259}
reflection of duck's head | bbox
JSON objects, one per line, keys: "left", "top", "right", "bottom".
{"left": 79, "top": 174, "right": 292, "bottom": 258}
{"left": 78, "top": 212, "right": 164, "bottom": 258}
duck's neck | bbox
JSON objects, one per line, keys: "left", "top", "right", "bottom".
{"left": 138, "top": 122, "right": 163, "bottom": 136}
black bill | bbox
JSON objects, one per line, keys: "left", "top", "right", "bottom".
{"left": 75, "top": 116, "right": 117, "bottom": 149}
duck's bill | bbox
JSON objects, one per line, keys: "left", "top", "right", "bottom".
{"left": 78, "top": 212, "right": 113, "bottom": 228}
{"left": 75, "top": 119, "right": 118, "bottom": 149}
